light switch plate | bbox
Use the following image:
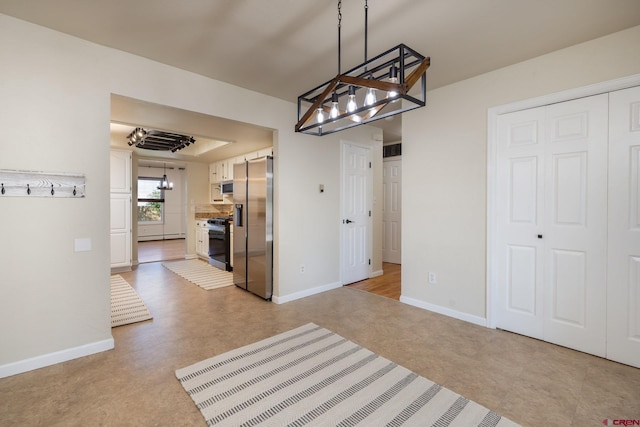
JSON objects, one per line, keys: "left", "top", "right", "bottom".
{"left": 74, "top": 238, "right": 92, "bottom": 252}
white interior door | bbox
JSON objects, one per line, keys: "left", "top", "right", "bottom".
{"left": 383, "top": 159, "right": 402, "bottom": 264}
{"left": 495, "top": 94, "right": 608, "bottom": 357}
{"left": 542, "top": 94, "right": 608, "bottom": 357}
{"left": 607, "top": 85, "right": 640, "bottom": 367}
{"left": 495, "top": 106, "right": 546, "bottom": 339}
{"left": 341, "top": 142, "right": 371, "bottom": 285}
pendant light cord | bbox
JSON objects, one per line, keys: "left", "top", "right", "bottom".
{"left": 364, "top": 0, "right": 368, "bottom": 63}
{"left": 337, "top": 0, "right": 342, "bottom": 75}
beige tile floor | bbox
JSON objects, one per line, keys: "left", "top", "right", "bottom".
{"left": 1, "top": 262, "right": 639, "bottom": 426}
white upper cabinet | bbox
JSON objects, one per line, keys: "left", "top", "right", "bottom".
{"left": 210, "top": 161, "right": 225, "bottom": 183}
{"left": 110, "top": 149, "right": 132, "bottom": 193}
{"left": 210, "top": 148, "right": 272, "bottom": 183}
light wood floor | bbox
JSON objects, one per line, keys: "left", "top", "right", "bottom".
{"left": 137, "top": 238, "right": 185, "bottom": 263}
{"left": 348, "top": 262, "right": 401, "bottom": 300}
{"left": 2, "top": 262, "right": 639, "bottom": 426}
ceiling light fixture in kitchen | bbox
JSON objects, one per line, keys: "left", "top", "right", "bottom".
{"left": 157, "top": 163, "right": 173, "bottom": 191}
{"left": 127, "top": 127, "right": 195, "bottom": 152}
{"left": 295, "top": 0, "right": 430, "bottom": 136}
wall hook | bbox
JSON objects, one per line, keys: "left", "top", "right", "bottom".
{"left": 73, "top": 186, "right": 77, "bottom": 196}
{"left": 1, "top": 183, "right": 4, "bottom": 195}
{"left": 27, "top": 184, "right": 31, "bottom": 195}
{"left": 51, "top": 184, "right": 55, "bottom": 196}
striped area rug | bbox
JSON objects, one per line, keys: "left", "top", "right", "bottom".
{"left": 162, "top": 259, "right": 234, "bottom": 290}
{"left": 176, "top": 323, "right": 520, "bottom": 427}
{"left": 110, "top": 275, "right": 152, "bottom": 327}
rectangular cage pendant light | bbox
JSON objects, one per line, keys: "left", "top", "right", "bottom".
{"left": 296, "top": 44, "right": 429, "bottom": 136}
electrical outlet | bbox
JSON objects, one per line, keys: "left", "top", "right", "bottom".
{"left": 428, "top": 272, "right": 437, "bottom": 284}
{"left": 300, "top": 265, "right": 305, "bottom": 274}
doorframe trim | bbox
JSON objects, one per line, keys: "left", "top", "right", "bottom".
{"left": 486, "top": 73, "right": 640, "bottom": 329}
{"left": 340, "top": 140, "right": 374, "bottom": 285}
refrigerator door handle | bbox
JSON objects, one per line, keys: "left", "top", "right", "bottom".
{"left": 235, "top": 204, "right": 243, "bottom": 227}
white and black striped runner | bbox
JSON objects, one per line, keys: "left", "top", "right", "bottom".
{"left": 176, "top": 323, "right": 519, "bottom": 427}
{"left": 110, "top": 275, "right": 152, "bottom": 327}
{"left": 162, "top": 259, "right": 234, "bottom": 290}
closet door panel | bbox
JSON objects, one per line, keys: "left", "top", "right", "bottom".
{"left": 495, "top": 107, "right": 545, "bottom": 338}
{"left": 608, "top": 85, "right": 640, "bottom": 368}
{"left": 543, "top": 94, "right": 608, "bottom": 357}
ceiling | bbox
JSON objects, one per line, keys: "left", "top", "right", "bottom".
{"left": 2, "top": 0, "right": 640, "bottom": 157}
{"left": 110, "top": 95, "right": 274, "bottom": 164}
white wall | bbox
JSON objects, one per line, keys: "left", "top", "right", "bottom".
{"left": 274, "top": 129, "right": 383, "bottom": 301}
{"left": 401, "top": 25, "right": 640, "bottom": 322}
{"left": 0, "top": 13, "right": 379, "bottom": 375}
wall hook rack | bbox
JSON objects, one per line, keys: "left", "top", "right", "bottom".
{"left": 0, "top": 169, "right": 85, "bottom": 198}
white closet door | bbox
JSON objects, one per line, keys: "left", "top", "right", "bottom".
{"left": 608, "top": 86, "right": 640, "bottom": 368}
{"left": 495, "top": 107, "right": 546, "bottom": 339}
{"left": 496, "top": 94, "right": 608, "bottom": 357}
{"left": 542, "top": 94, "right": 608, "bottom": 357}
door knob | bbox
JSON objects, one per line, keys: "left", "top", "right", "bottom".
{"left": 537, "top": 234, "right": 543, "bottom": 239}
{"left": 345, "top": 219, "right": 354, "bottom": 224}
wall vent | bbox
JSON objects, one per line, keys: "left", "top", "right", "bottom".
{"left": 383, "top": 143, "right": 402, "bottom": 158}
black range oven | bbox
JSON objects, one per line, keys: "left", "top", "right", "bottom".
{"left": 207, "top": 217, "right": 232, "bottom": 272}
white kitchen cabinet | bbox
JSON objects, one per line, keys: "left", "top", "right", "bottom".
{"left": 110, "top": 149, "right": 132, "bottom": 270}
{"left": 110, "top": 149, "right": 132, "bottom": 193}
{"left": 110, "top": 192, "right": 132, "bottom": 269}
{"left": 210, "top": 161, "right": 225, "bottom": 183}
{"left": 223, "top": 158, "right": 234, "bottom": 181}
{"left": 195, "top": 220, "right": 209, "bottom": 259}
{"left": 209, "top": 163, "right": 217, "bottom": 184}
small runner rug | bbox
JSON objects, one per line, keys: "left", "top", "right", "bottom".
{"left": 162, "top": 259, "right": 234, "bottom": 290}
{"left": 176, "top": 323, "right": 520, "bottom": 427}
{"left": 110, "top": 275, "right": 152, "bottom": 327}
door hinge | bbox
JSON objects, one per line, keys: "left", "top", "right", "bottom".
{"left": 369, "top": 210, "right": 371, "bottom": 217}
{"left": 369, "top": 162, "right": 372, "bottom": 168}
{"left": 368, "top": 259, "right": 371, "bottom": 265}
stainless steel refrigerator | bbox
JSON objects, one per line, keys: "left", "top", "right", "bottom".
{"left": 233, "top": 156, "right": 273, "bottom": 300}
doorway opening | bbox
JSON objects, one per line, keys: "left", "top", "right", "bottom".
{"left": 135, "top": 160, "right": 187, "bottom": 264}
{"left": 347, "top": 262, "right": 401, "bottom": 300}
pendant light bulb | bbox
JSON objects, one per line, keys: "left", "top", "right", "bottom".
{"left": 329, "top": 93, "right": 340, "bottom": 119}
{"left": 316, "top": 107, "right": 325, "bottom": 124}
{"left": 388, "top": 65, "right": 399, "bottom": 98}
{"left": 346, "top": 86, "right": 357, "bottom": 113}
{"left": 365, "top": 87, "right": 377, "bottom": 107}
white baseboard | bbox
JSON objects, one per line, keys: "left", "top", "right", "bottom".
{"left": 184, "top": 254, "right": 198, "bottom": 260}
{"left": 0, "top": 338, "right": 114, "bottom": 379}
{"left": 399, "top": 295, "right": 487, "bottom": 327}
{"left": 273, "top": 281, "right": 342, "bottom": 304}
{"left": 370, "top": 269, "right": 383, "bottom": 278}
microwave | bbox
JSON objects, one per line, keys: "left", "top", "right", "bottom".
{"left": 220, "top": 180, "right": 233, "bottom": 195}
